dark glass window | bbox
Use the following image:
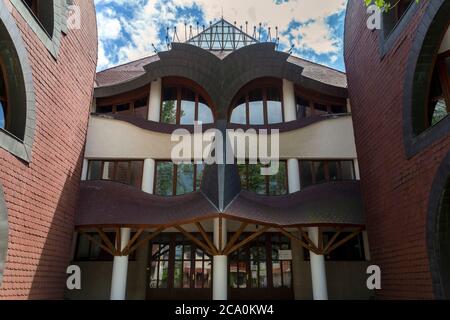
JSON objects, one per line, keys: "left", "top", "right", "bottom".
{"left": 149, "top": 234, "right": 212, "bottom": 290}
{"left": 300, "top": 160, "right": 356, "bottom": 188}
{"left": 427, "top": 52, "right": 450, "bottom": 128}
{"left": 229, "top": 233, "right": 292, "bottom": 289}
{"left": 87, "top": 160, "right": 144, "bottom": 189}
{"left": 383, "top": 0, "right": 413, "bottom": 37}
{"left": 21, "top": 0, "right": 54, "bottom": 37}
{"left": 96, "top": 95, "right": 149, "bottom": 120}
{"left": 295, "top": 93, "right": 346, "bottom": 118}
{"left": 161, "top": 84, "right": 214, "bottom": 125}
{"left": 239, "top": 161, "right": 287, "bottom": 196}
{"left": 0, "top": 65, "right": 7, "bottom": 130}
{"left": 230, "top": 82, "right": 283, "bottom": 125}
{"left": 154, "top": 161, "right": 204, "bottom": 196}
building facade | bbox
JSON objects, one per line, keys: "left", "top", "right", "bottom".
{"left": 66, "top": 19, "right": 372, "bottom": 301}
{"left": 345, "top": 0, "right": 450, "bottom": 299}
{"left": 0, "top": 0, "right": 97, "bottom": 299}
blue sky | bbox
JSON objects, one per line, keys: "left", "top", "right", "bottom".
{"left": 94, "top": 0, "right": 348, "bottom": 72}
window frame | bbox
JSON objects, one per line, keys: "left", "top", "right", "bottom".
{"left": 299, "top": 159, "right": 356, "bottom": 189}
{"left": 153, "top": 160, "right": 204, "bottom": 197}
{"left": 87, "top": 159, "right": 145, "bottom": 189}
{"left": 96, "top": 86, "right": 150, "bottom": 118}
{"left": 229, "top": 78, "right": 285, "bottom": 126}
{"left": 238, "top": 160, "right": 288, "bottom": 196}
{"left": 0, "top": 59, "right": 9, "bottom": 131}
{"left": 160, "top": 77, "right": 215, "bottom": 125}
{"left": 294, "top": 86, "right": 347, "bottom": 119}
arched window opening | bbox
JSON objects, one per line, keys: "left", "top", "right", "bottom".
{"left": 230, "top": 79, "right": 283, "bottom": 125}
{"left": 426, "top": 27, "right": 450, "bottom": 128}
{"left": 22, "top": 0, "right": 54, "bottom": 37}
{"left": 383, "top": 0, "right": 413, "bottom": 38}
{"left": 0, "top": 63, "right": 7, "bottom": 130}
{"left": 161, "top": 78, "right": 214, "bottom": 125}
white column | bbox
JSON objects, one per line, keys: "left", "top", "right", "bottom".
{"left": 148, "top": 78, "right": 162, "bottom": 122}
{"left": 308, "top": 227, "right": 328, "bottom": 300}
{"left": 354, "top": 159, "right": 361, "bottom": 180}
{"left": 102, "top": 162, "right": 110, "bottom": 180}
{"left": 213, "top": 218, "right": 228, "bottom": 300}
{"left": 283, "top": 79, "right": 297, "bottom": 122}
{"left": 81, "top": 159, "right": 89, "bottom": 181}
{"left": 287, "top": 159, "right": 301, "bottom": 194}
{"left": 142, "top": 159, "right": 156, "bottom": 194}
{"left": 110, "top": 228, "right": 131, "bottom": 300}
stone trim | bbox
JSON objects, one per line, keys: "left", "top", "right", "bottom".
{"left": 402, "top": 0, "right": 448, "bottom": 158}
{"left": 377, "top": 1, "right": 419, "bottom": 58}
{"left": 0, "top": 183, "right": 8, "bottom": 288}
{"left": 427, "top": 150, "right": 450, "bottom": 299}
{"left": 0, "top": 2, "right": 36, "bottom": 162}
{"left": 9, "top": 0, "right": 68, "bottom": 58}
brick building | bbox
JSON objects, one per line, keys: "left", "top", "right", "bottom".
{"left": 0, "top": 0, "right": 97, "bottom": 299}
{"left": 344, "top": 0, "right": 450, "bottom": 299}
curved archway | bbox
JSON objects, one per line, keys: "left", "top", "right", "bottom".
{"left": 0, "top": 5, "right": 36, "bottom": 162}
{"left": 0, "top": 184, "right": 8, "bottom": 288}
{"left": 403, "top": 0, "right": 449, "bottom": 156}
{"left": 428, "top": 150, "right": 450, "bottom": 299}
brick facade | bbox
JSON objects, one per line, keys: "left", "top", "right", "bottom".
{"left": 344, "top": 1, "right": 450, "bottom": 299}
{"left": 0, "top": 0, "right": 97, "bottom": 299}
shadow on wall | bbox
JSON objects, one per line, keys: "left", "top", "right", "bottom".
{"left": 26, "top": 152, "right": 85, "bottom": 299}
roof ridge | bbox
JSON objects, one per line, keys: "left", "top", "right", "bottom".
{"left": 97, "top": 53, "right": 157, "bottom": 74}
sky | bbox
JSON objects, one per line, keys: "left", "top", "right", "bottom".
{"left": 94, "top": 0, "right": 348, "bottom": 72}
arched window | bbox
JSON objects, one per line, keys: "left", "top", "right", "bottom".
{"left": 426, "top": 26, "right": 450, "bottom": 128}
{"left": 22, "top": 0, "right": 54, "bottom": 37}
{"left": 230, "top": 78, "right": 283, "bottom": 125}
{"left": 0, "top": 63, "right": 7, "bottom": 130}
{"left": 160, "top": 78, "right": 214, "bottom": 125}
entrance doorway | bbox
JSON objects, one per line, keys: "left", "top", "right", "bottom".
{"left": 146, "top": 233, "right": 213, "bottom": 300}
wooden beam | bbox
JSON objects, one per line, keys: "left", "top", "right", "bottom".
{"left": 224, "top": 226, "right": 269, "bottom": 256}
{"left": 79, "top": 230, "right": 115, "bottom": 256}
{"left": 123, "top": 227, "right": 165, "bottom": 256}
{"left": 325, "top": 229, "right": 363, "bottom": 255}
{"left": 223, "top": 222, "right": 248, "bottom": 255}
{"left": 175, "top": 225, "right": 214, "bottom": 256}
{"left": 323, "top": 228, "right": 342, "bottom": 254}
{"left": 195, "top": 222, "right": 219, "bottom": 255}
{"left": 120, "top": 228, "right": 145, "bottom": 256}
{"left": 279, "top": 228, "right": 320, "bottom": 255}
{"left": 95, "top": 227, "right": 116, "bottom": 255}
{"left": 298, "top": 227, "right": 321, "bottom": 254}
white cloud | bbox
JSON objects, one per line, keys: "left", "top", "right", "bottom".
{"left": 95, "top": 0, "right": 347, "bottom": 70}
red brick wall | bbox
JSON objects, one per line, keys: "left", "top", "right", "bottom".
{"left": 344, "top": 1, "right": 450, "bottom": 299}
{"left": 0, "top": 1, "right": 97, "bottom": 299}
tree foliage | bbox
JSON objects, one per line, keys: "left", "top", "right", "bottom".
{"left": 364, "top": 0, "right": 420, "bottom": 12}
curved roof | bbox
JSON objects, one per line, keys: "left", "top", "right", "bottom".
{"left": 225, "top": 181, "right": 365, "bottom": 227}
{"left": 75, "top": 180, "right": 364, "bottom": 228}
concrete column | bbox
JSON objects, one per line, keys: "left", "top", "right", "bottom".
{"left": 213, "top": 218, "right": 228, "bottom": 300}
{"left": 102, "top": 162, "right": 110, "bottom": 180}
{"left": 362, "top": 231, "right": 371, "bottom": 261}
{"left": 354, "top": 159, "right": 361, "bottom": 180}
{"left": 110, "top": 228, "right": 131, "bottom": 300}
{"left": 308, "top": 227, "right": 328, "bottom": 300}
{"left": 287, "top": 159, "right": 301, "bottom": 194}
{"left": 282, "top": 79, "right": 297, "bottom": 122}
{"left": 148, "top": 78, "right": 162, "bottom": 122}
{"left": 142, "top": 159, "right": 156, "bottom": 194}
{"left": 81, "top": 159, "right": 89, "bottom": 181}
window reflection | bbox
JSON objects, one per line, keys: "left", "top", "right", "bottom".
{"left": 155, "top": 161, "right": 204, "bottom": 196}
{"left": 87, "top": 160, "right": 144, "bottom": 189}
{"left": 0, "top": 66, "right": 6, "bottom": 130}
{"left": 295, "top": 94, "right": 347, "bottom": 119}
{"left": 230, "top": 82, "right": 283, "bottom": 125}
{"left": 300, "top": 160, "right": 356, "bottom": 188}
{"left": 161, "top": 81, "right": 214, "bottom": 125}
{"left": 239, "top": 161, "right": 287, "bottom": 196}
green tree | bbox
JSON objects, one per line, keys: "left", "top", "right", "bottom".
{"left": 364, "top": 0, "right": 420, "bottom": 12}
